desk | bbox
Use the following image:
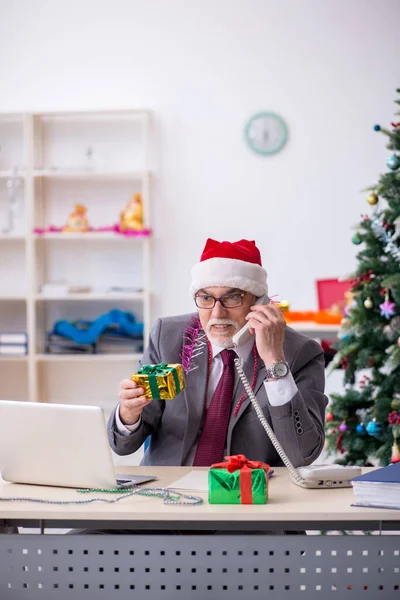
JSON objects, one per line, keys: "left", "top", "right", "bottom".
{"left": 1, "top": 467, "right": 399, "bottom": 599}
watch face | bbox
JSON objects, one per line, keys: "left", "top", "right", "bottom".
{"left": 274, "top": 362, "right": 289, "bottom": 378}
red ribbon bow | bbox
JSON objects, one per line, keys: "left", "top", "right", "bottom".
{"left": 211, "top": 454, "right": 270, "bottom": 504}
{"left": 211, "top": 454, "right": 270, "bottom": 473}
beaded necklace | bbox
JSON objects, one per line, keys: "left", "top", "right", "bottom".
{"left": 205, "top": 339, "right": 258, "bottom": 417}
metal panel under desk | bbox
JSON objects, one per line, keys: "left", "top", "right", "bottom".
{"left": 1, "top": 533, "right": 399, "bottom": 599}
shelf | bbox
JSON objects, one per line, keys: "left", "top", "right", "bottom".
{"left": 34, "top": 232, "right": 150, "bottom": 241}
{"left": 0, "top": 234, "right": 26, "bottom": 241}
{"left": 34, "top": 109, "right": 150, "bottom": 119}
{"left": 0, "top": 108, "right": 152, "bottom": 403}
{"left": 0, "top": 295, "right": 26, "bottom": 301}
{"left": 0, "top": 170, "right": 26, "bottom": 178}
{"left": 35, "top": 353, "right": 142, "bottom": 362}
{"left": 288, "top": 322, "right": 341, "bottom": 334}
{"left": 33, "top": 169, "right": 149, "bottom": 180}
{"left": 35, "top": 292, "right": 144, "bottom": 301}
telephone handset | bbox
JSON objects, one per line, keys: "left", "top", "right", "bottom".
{"left": 232, "top": 295, "right": 266, "bottom": 347}
{"left": 234, "top": 358, "right": 361, "bottom": 489}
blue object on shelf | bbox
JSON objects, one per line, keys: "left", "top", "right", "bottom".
{"left": 52, "top": 309, "right": 144, "bottom": 345}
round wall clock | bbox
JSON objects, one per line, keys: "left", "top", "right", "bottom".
{"left": 244, "top": 112, "right": 288, "bottom": 156}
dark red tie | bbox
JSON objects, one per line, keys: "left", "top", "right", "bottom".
{"left": 193, "top": 349, "right": 236, "bottom": 467}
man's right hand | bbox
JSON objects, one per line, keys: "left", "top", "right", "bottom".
{"left": 118, "top": 379, "right": 151, "bottom": 425}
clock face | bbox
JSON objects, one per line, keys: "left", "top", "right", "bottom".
{"left": 244, "top": 112, "right": 288, "bottom": 155}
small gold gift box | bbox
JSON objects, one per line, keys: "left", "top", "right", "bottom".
{"left": 131, "top": 363, "right": 184, "bottom": 400}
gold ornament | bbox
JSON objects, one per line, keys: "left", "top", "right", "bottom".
{"left": 367, "top": 193, "right": 379, "bottom": 206}
{"left": 364, "top": 297, "right": 373, "bottom": 309}
{"left": 277, "top": 300, "right": 290, "bottom": 312}
{"left": 63, "top": 204, "right": 90, "bottom": 232}
{"left": 119, "top": 193, "right": 144, "bottom": 232}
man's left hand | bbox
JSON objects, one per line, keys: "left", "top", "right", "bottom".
{"left": 245, "top": 303, "right": 286, "bottom": 365}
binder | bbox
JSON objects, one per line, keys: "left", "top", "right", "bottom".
{"left": 351, "top": 463, "right": 400, "bottom": 509}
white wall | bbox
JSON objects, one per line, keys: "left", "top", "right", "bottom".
{"left": 0, "top": 0, "right": 399, "bottom": 320}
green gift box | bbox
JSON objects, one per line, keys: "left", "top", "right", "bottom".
{"left": 208, "top": 454, "right": 270, "bottom": 505}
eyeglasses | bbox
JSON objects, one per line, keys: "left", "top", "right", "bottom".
{"left": 194, "top": 292, "right": 248, "bottom": 309}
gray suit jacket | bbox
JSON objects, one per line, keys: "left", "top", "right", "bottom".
{"left": 107, "top": 313, "right": 328, "bottom": 467}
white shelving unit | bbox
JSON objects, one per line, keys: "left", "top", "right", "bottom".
{"left": 0, "top": 110, "right": 152, "bottom": 411}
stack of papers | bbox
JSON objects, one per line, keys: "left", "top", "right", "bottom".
{"left": 167, "top": 470, "right": 209, "bottom": 492}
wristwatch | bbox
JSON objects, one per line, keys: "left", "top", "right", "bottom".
{"left": 264, "top": 360, "right": 290, "bottom": 379}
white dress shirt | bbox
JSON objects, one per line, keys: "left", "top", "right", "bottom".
{"left": 115, "top": 339, "right": 298, "bottom": 436}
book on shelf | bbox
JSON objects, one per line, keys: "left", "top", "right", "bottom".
{"left": 95, "top": 333, "right": 143, "bottom": 354}
{"left": 0, "top": 344, "right": 28, "bottom": 355}
{"left": 45, "top": 332, "right": 143, "bottom": 355}
{"left": 40, "top": 282, "right": 92, "bottom": 296}
{"left": 351, "top": 462, "right": 400, "bottom": 510}
{"left": 46, "top": 334, "right": 95, "bottom": 354}
{"left": 0, "top": 332, "right": 28, "bottom": 344}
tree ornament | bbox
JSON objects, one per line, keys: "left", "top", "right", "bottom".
{"left": 352, "top": 232, "right": 362, "bottom": 245}
{"left": 356, "top": 423, "right": 365, "bottom": 434}
{"left": 364, "top": 297, "right": 373, "bottom": 309}
{"left": 367, "top": 193, "right": 378, "bottom": 206}
{"left": 373, "top": 124, "right": 381, "bottom": 131}
{"left": 366, "top": 419, "right": 383, "bottom": 436}
{"left": 388, "top": 412, "right": 400, "bottom": 464}
{"left": 388, "top": 411, "right": 400, "bottom": 426}
{"left": 383, "top": 324, "right": 393, "bottom": 338}
{"left": 392, "top": 394, "right": 400, "bottom": 411}
{"left": 339, "top": 422, "right": 348, "bottom": 432}
{"left": 391, "top": 441, "right": 400, "bottom": 464}
{"left": 335, "top": 433, "right": 345, "bottom": 454}
{"left": 386, "top": 154, "right": 400, "bottom": 171}
{"left": 326, "top": 412, "right": 334, "bottom": 422}
{"left": 379, "top": 292, "right": 396, "bottom": 319}
{"left": 390, "top": 316, "right": 400, "bottom": 332}
{"left": 398, "top": 336, "right": 400, "bottom": 347}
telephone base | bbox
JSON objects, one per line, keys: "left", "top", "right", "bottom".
{"left": 293, "top": 464, "right": 362, "bottom": 489}
{"left": 293, "top": 478, "right": 354, "bottom": 489}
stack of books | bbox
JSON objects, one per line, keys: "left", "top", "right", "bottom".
{"left": 95, "top": 333, "right": 143, "bottom": 354}
{"left": 45, "top": 332, "right": 143, "bottom": 355}
{"left": 46, "top": 334, "right": 95, "bottom": 354}
{"left": 0, "top": 333, "right": 28, "bottom": 355}
{"left": 351, "top": 462, "right": 400, "bottom": 510}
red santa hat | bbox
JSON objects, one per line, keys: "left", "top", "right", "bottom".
{"left": 190, "top": 238, "right": 268, "bottom": 298}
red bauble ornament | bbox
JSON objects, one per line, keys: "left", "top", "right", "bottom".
{"left": 326, "top": 413, "right": 334, "bottom": 422}
{"left": 391, "top": 441, "right": 400, "bottom": 464}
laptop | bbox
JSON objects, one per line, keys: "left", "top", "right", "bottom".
{"left": 0, "top": 400, "right": 157, "bottom": 489}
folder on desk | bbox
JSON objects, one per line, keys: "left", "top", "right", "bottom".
{"left": 351, "top": 463, "right": 400, "bottom": 510}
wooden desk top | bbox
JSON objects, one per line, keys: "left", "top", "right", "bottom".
{"left": 0, "top": 467, "right": 398, "bottom": 525}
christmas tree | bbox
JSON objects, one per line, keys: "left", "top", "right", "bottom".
{"left": 325, "top": 88, "right": 400, "bottom": 467}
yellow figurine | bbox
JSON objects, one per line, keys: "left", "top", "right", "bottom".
{"left": 63, "top": 204, "right": 90, "bottom": 232}
{"left": 119, "top": 193, "right": 144, "bottom": 232}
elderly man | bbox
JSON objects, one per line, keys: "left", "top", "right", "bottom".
{"left": 108, "top": 238, "right": 327, "bottom": 468}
